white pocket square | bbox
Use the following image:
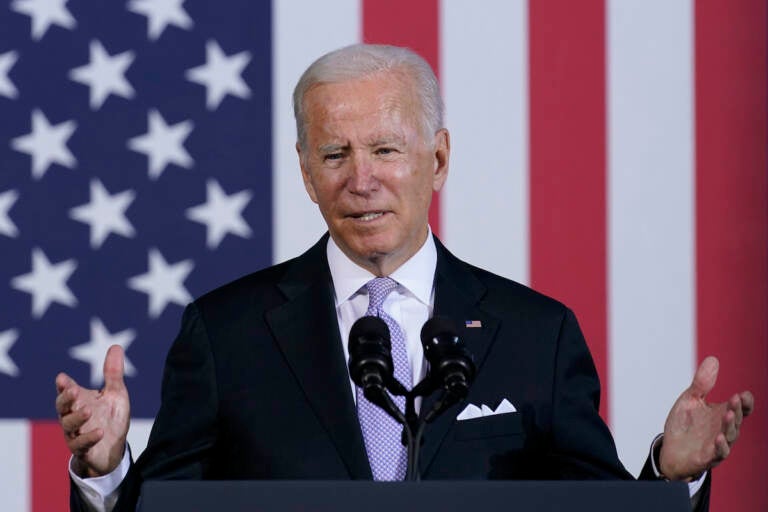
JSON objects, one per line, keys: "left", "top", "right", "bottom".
{"left": 457, "top": 399, "right": 517, "bottom": 420}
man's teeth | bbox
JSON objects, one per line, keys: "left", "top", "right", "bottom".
{"left": 358, "top": 212, "right": 384, "bottom": 221}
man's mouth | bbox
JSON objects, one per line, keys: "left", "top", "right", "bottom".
{"left": 351, "top": 211, "right": 386, "bottom": 221}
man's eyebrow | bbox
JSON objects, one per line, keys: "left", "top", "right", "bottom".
{"left": 317, "top": 143, "right": 347, "bottom": 153}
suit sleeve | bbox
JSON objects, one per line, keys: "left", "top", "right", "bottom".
{"left": 548, "top": 308, "right": 711, "bottom": 511}
{"left": 112, "top": 302, "right": 219, "bottom": 512}
{"left": 638, "top": 439, "right": 711, "bottom": 511}
{"left": 548, "top": 308, "right": 633, "bottom": 480}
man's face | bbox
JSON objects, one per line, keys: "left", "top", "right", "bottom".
{"left": 298, "top": 72, "right": 449, "bottom": 275}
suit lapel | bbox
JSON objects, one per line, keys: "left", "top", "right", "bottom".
{"left": 418, "top": 237, "right": 501, "bottom": 474}
{"left": 265, "top": 236, "right": 372, "bottom": 479}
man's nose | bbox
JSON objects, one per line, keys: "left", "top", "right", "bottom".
{"left": 346, "top": 153, "right": 378, "bottom": 195}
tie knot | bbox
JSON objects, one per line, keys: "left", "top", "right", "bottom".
{"left": 365, "top": 277, "right": 397, "bottom": 314}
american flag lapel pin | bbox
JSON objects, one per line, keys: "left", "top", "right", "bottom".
{"left": 465, "top": 320, "right": 482, "bottom": 328}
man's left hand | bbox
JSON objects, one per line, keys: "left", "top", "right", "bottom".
{"left": 659, "top": 356, "right": 754, "bottom": 481}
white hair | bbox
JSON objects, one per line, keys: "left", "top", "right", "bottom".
{"left": 292, "top": 44, "right": 444, "bottom": 152}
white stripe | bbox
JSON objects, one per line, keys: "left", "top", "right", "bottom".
{"left": 440, "top": 0, "right": 529, "bottom": 284}
{"left": 607, "top": 0, "right": 696, "bottom": 476}
{"left": 0, "top": 420, "right": 29, "bottom": 512}
{"left": 127, "top": 418, "right": 154, "bottom": 459}
{"left": 272, "top": 0, "right": 361, "bottom": 264}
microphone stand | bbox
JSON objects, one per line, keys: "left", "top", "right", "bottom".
{"left": 373, "top": 381, "right": 419, "bottom": 481}
{"left": 384, "top": 378, "right": 463, "bottom": 481}
{"left": 402, "top": 390, "right": 420, "bottom": 481}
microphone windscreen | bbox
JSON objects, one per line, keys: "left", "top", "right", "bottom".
{"left": 349, "top": 315, "right": 391, "bottom": 350}
{"left": 348, "top": 315, "right": 394, "bottom": 390}
{"left": 420, "top": 316, "right": 459, "bottom": 354}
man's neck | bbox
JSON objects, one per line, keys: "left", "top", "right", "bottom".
{"left": 335, "top": 232, "right": 430, "bottom": 277}
{"left": 326, "top": 228, "right": 437, "bottom": 309}
{"left": 356, "top": 256, "right": 406, "bottom": 278}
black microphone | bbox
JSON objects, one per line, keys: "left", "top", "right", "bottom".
{"left": 348, "top": 316, "right": 408, "bottom": 414}
{"left": 419, "top": 316, "right": 476, "bottom": 421}
{"left": 348, "top": 315, "right": 393, "bottom": 393}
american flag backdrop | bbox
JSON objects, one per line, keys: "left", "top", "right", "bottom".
{"left": 0, "top": 1, "right": 765, "bottom": 511}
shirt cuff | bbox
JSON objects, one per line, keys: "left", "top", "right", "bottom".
{"left": 650, "top": 433, "right": 707, "bottom": 498}
{"left": 69, "top": 444, "right": 131, "bottom": 512}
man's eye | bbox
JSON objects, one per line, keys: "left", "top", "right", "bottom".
{"left": 376, "top": 147, "right": 395, "bottom": 155}
{"left": 324, "top": 153, "right": 343, "bottom": 161}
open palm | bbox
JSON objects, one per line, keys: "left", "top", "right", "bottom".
{"left": 660, "top": 356, "right": 753, "bottom": 480}
{"left": 55, "top": 345, "right": 131, "bottom": 477}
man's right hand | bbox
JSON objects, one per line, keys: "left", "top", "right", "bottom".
{"left": 55, "top": 344, "right": 131, "bottom": 478}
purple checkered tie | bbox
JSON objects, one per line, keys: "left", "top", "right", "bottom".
{"left": 356, "top": 277, "right": 412, "bottom": 481}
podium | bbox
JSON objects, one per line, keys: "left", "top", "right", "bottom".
{"left": 138, "top": 480, "right": 690, "bottom": 512}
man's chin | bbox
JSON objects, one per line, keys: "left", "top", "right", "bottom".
{"left": 349, "top": 244, "right": 395, "bottom": 264}
{"left": 335, "top": 236, "right": 398, "bottom": 266}
{"left": 333, "top": 227, "right": 393, "bottom": 254}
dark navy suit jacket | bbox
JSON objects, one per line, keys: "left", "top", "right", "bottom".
{"left": 71, "top": 234, "right": 710, "bottom": 511}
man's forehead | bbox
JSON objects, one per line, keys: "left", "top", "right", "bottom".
{"left": 306, "top": 97, "right": 417, "bottom": 145}
{"left": 311, "top": 85, "right": 409, "bottom": 114}
{"left": 305, "top": 70, "right": 418, "bottom": 110}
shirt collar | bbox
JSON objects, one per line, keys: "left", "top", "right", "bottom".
{"left": 326, "top": 229, "right": 437, "bottom": 307}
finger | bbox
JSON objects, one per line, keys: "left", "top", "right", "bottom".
{"left": 729, "top": 394, "right": 744, "bottom": 428}
{"left": 69, "top": 428, "right": 104, "bottom": 457}
{"left": 741, "top": 391, "right": 755, "bottom": 416}
{"left": 722, "top": 408, "right": 738, "bottom": 445}
{"left": 55, "top": 372, "right": 78, "bottom": 393}
{"left": 690, "top": 356, "right": 719, "bottom": 399}
{"left": 55, "top": 385, "right": 79, "bottom": 416}
{"left": 60, "top": 407, "right": 91, "bottom": 437}
{"left": 714, "top": 432, "right": 730, "bottom": 461}
{"left": 103, "top": 345, "right": 126, "bottom": 393}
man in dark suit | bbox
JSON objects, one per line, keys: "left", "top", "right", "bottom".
{"left": 56, "top": 44, "right": 753, "bottom": 512}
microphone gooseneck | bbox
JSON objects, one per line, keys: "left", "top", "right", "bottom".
{"left": 409, "top": 316, "right": 478, "bottom": 479}
{"left": 348, "top": 315, "right": 414, "bottom": 479}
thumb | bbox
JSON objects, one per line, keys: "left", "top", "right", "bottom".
{"left": 690, "top": 355, "right": 719, "bottom": 399}
{"left": 102, "top": 345, "right": 126, "bottom": 392}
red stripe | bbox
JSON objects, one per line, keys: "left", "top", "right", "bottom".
{"left": 695, "top": 1, "right": 768, "bottom": 510}
{"left": 31, "top": 421, "right": 71, "bottom": 512}
{"left": 528, "top": 1, "right": 609, "bottom": 419}
{"left": 361, "top": 0, "right": 442, "bottom": 237}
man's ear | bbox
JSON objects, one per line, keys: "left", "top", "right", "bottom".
{"left": 297, "top": 142, "right": 319, "bottom": 204}
{"left": 432, "top": 128, "right": 450, "bottom": 192}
